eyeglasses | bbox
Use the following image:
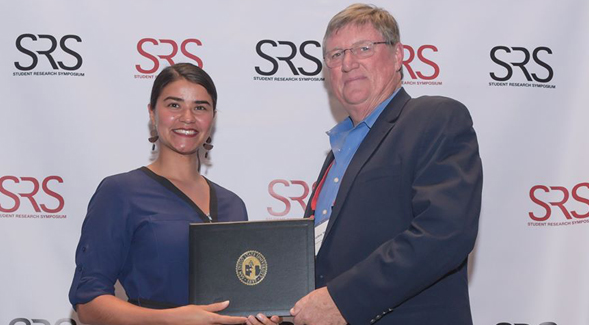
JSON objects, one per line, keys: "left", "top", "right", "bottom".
{"left": 324, "top": 41, "right": 393, "bottom": 68}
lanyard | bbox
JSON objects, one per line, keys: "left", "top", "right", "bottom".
{"left": 309, "top": 161, "right": 334, "bottom": 219}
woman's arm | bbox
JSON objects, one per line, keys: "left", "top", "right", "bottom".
{"left": 77, "top": 295, "right": 246, "bottom": 325}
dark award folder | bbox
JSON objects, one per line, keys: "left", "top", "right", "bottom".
{"left": 188, "top": 219, "right": 315, "bottom": 316}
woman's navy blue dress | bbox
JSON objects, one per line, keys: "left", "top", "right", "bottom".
{"left": 69, "top": 167, "right": 248, "bottom": 308}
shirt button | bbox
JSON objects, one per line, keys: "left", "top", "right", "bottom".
{"left": 322, "top": 209, "right": 327, "bottom": 215}
{"left": 333, "top": 177, "right": 339, "bottom": 183}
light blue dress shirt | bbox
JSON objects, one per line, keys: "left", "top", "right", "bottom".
{"left": 314, "top": 89, "right": 400, "bottom": 226}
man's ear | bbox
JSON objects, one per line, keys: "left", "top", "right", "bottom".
{"left": 393, "top": 42, "right": 404, "bottom": 72}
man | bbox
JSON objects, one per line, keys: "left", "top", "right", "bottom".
{"left": 290, "top": 4, "right": 483, "bottom": 325}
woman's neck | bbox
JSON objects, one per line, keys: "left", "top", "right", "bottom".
{"left": 148, "top": 151, "right": 201, "bottom": 183}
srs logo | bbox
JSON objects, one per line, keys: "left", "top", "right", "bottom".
{"left": 528, "top": 183, "right": 589, "bottom": 227}
{"left": 135, "top": 38, "right": 203, "bottom": 77}
{"left": 489, "top": 46, "right": 555, "bottom": 89}
{"left": 13, "top": 34, "right": 85, "bottom": 77}
{"left": 255, "top": 40, "right": 322, "bottom": 76}
{"left": 15, "top": 34, "right": 82, "bottom": 71}
{"left": 254, "top": 40, "right": 324, "bottom": 82}
{"left": 490, "top": 46, "right": 553, "bottom": 82}
{"left": 0, "top": 176, "right": 64, "bottom": 214}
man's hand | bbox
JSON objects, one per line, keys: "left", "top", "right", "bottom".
{"left": 290, "top": 287, "right": 346, "bottom": 325}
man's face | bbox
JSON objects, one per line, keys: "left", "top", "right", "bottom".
{"left": 325, "top": 23, "right": 403, "bottom": 122}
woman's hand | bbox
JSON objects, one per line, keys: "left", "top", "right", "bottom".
{"left": 76, "top": 295, "right": 246, "bottom": 325}
{"left": 245, "top": 313, "right": 282, "bottom": 325}
{"left": 171, "top": 301, "right": 247, "bottom": 325}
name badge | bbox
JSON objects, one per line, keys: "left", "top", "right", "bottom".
{"left": 314, "top": 220, "right": 328, "bottom": 255}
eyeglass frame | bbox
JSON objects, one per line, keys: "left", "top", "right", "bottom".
{"left": 323, "top": 40, "right": 395, "bottom": 69}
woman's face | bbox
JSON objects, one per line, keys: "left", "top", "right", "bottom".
{"left": 149, "top": 78, "right": 215, "bottom": 157}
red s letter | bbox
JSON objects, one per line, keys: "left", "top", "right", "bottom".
{"left": 41, "top": 176, "right": 64, "bottom": 213}
{"left": 572, "top": 182, "right": 589, "bottom": 219}
{"left": 417, "top": 45, "right": 439, "bottom": 80}
{"left": 136, "top": 38, "right": 159, "bottom": 74}
{"left": 529, "top": 185, "right": 551, "bottom": 221}
{"left": 267, "top": 180, "right": 290, "bottom": 217}
{"left": 181, "top": 39, "right": 203, "bottom": 68}
{"left": 0, "top": 176, "right": 20, "bottom": 213}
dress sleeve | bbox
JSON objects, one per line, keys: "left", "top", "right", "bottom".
{"left": 213, "top": 182, "right": 249, "bottom": 222}
{"left": 68, "top": 176, "right": 132, "bottom": 309}
{"left": 237, "top": 196, "right": 248, "bottom": 221}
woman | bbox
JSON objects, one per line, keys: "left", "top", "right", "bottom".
{"left": 69, "top": 63, "right": 279, "bottom": 325}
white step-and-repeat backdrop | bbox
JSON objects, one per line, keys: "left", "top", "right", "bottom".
{"left": 1, "top": 1, "right": 588, "bottom": 324}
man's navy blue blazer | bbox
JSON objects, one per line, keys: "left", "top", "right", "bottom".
{"left": 305, "top": 87, "right": 483, "bottom": 325}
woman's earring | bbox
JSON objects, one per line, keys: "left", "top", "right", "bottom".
{"left": 203, "top": 137, "right": 213, "bottom": 158}
{"left": 148, "top": 129, "right": 159, "bottom": 151}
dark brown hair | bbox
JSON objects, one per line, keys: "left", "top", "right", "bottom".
{"left": 149, "top": 63, "right": 218, "bottom": 111}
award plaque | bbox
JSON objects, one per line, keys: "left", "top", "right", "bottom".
{"left": 188, "top": 219, "right": 315, "bottom": 316}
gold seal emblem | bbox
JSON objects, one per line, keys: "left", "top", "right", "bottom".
{"left": 236, "top": 250, "right": 268, "bottom": 285}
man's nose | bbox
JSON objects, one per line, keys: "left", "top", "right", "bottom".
{"left": 341, "top": 49, "right": 358, "bottom": 71}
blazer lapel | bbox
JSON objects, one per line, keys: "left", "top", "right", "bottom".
{"left": 323, "top": 88, "right": 412, "bottom": 239}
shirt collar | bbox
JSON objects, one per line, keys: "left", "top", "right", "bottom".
{"left": 327, "top": 88, "right": 401, "bottom": 136}
{"left": 364, "top": 88, "right": 400, "bottom": 129}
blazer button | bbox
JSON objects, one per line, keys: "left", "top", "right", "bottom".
{"left": 318, "top": 274, "right": 324, "bottom": 279}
